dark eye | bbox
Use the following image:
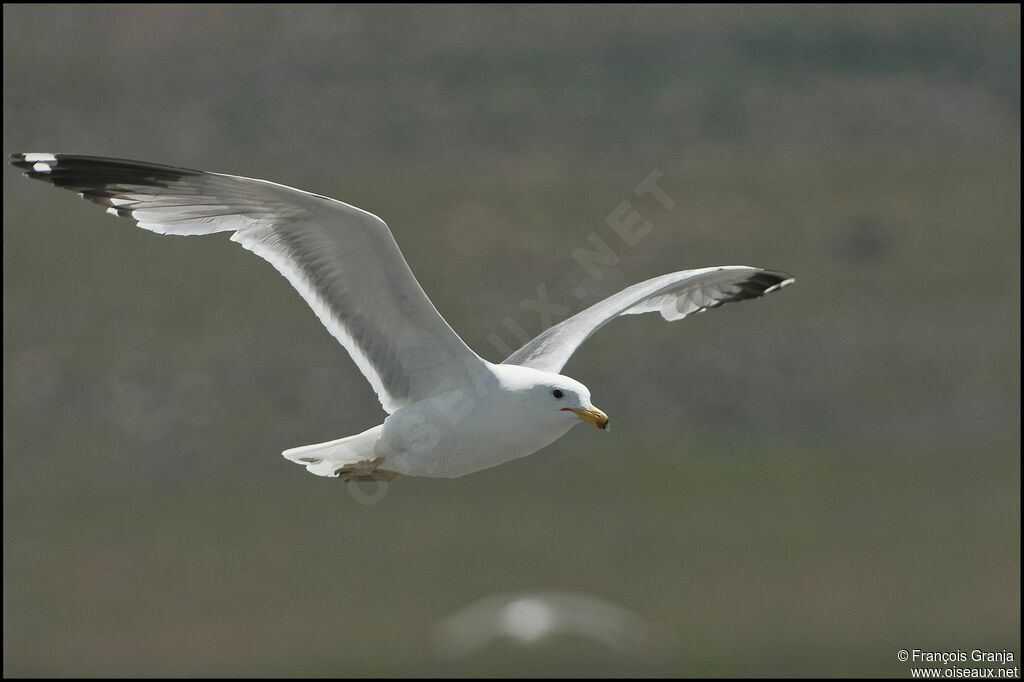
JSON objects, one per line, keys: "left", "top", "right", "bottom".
{"left": 552, "top": 389, "right": 564, "bottom": 399}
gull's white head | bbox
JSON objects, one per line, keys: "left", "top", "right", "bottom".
{"left": 491, "top": 364, "right": 610, "bottom": 432}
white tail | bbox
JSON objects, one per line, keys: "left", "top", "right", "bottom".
{"left": 282, "top": 424, "right": 383, "bottom": 477}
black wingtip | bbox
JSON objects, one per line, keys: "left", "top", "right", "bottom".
{"left": 10, "top": 153, "right": 59, "bottom": 180}
{"left": 9, "top": 153, "right": 203, "bottom": 195}
{"left": 725, "top": 269, "right": 795, "bottom": 304}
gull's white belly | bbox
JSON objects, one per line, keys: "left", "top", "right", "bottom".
{"left": 374, "top": 389, "right": 577, "bottom": 478}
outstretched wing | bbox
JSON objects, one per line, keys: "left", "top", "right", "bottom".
{"left": 503, "top": 266, "right": 793, "bottom": 373}
{"left": 11, "top": 153, "right": 486, "bottom": 413}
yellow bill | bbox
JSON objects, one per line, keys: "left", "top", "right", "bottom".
{"left": 565, "top": 405, "right": 610, "bottom": 430}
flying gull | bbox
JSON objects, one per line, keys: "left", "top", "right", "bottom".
{"left": 10, "top": 153, "right": 793, "bottom": 481}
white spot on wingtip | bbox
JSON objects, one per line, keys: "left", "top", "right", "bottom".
{"left": 764, "top": 277, "right": 795, "bottom": 294}
{"left": 32, "top": 162, "right": 53, "bottom": 173}
{"left": 105, "top": 207, "right": 120, "bottom": 217}
{"left": 109, "top": 197, "right": 131, "bottom": 207}
{"left": 23, "top": 153, "right": 57, "bottom": 163}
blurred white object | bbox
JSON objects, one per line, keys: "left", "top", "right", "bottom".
{"left": 433, "top": 590, "right": 668, "bottom": 660}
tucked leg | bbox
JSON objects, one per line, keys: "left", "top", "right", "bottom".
{"left": 334, "top": 457, "right": 399, "bottom": 482}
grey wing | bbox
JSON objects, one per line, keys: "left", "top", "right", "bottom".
{"left": 503, "top": 266, "right": 794, "bottom": 373}
{"left": 11, "top": 153, "right": 486, "bottom": 413}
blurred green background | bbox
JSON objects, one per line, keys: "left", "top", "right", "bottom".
{"left": 3, "top": 4, "right": 1019, "bottom": 677}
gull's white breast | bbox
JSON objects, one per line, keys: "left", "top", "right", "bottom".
{"left": 375, "top": 365, "right": 578, "bottom": 478}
